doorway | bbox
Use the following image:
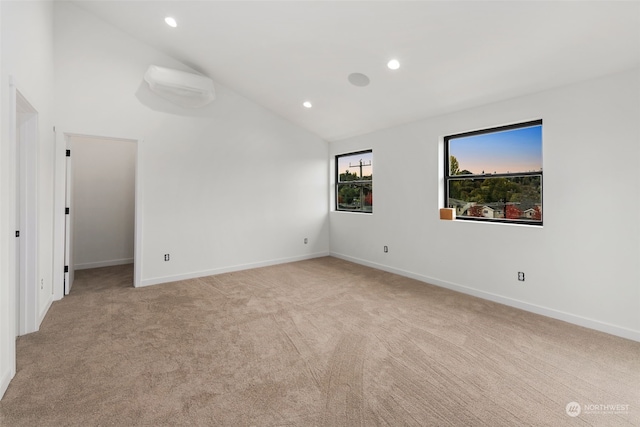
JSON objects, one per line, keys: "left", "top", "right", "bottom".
{"left": 63, "top": 134, "right": 139, "bottom": 293}
{"left": 13, "top": 87, "right": 39, "bottom": 336}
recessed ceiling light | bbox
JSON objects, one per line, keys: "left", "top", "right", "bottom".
{"left": 387, "top": 59, "right": 400, "bottom": 70}
{"left": 165, "top": 17, "right": 177, "bottom": 28}
{"left": 303, "top": 101, "right": 312, "bottom": 108}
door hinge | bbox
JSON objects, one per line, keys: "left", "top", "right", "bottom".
{"left": 15, "top": 230, "right": 20, "bottom": 237}
{"left": 64, "top": 266, "right": 69, "bottom": 273}
{"left": 65, "top": 207, "right": 70, "bottom": 215}
{"left": 66, "top": 149, "right": 71, "bottom": 157}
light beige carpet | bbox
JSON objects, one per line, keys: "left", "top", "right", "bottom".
{"left": 1, "top": 257, "right": 638, "bottom": 426}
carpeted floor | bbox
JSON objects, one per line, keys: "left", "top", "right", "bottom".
{"left": 1, "top": 257, "right": 638, "bottom": 426}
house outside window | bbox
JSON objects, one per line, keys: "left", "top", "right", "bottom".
{"left": 336, "top": 150, "right": 372, "bottom": 213}
{"left": 444, "top": 120, "right": 542, "bottom": 225}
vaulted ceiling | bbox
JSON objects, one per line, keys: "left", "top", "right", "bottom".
{"left": 72, "top": 1, "right": 640, "bottom": 141}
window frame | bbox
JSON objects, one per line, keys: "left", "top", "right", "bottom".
{"left": 335, "top": 149, "right": 373, "bottom": 213}
{"left": 444, "top": 120, "right": 543, "bottom": 226}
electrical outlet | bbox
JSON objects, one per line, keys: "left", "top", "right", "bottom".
{"left": 384, "top": 246, "right": 388, "bottom": 253}
{"left": 304, "top": 238, "right": 308, "bottom": 244}
{"left": 40, "top": 279, "right": 44, "bottom": 289}
{"left": 518, "top": 272, "right": 525, "bottom": 281}
{"left": 164, "top": 254, "right": 170, "bottom": 261}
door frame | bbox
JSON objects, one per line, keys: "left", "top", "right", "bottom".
{"left": 53, "top": 132, "right": 142, "bottom": 299}
{"left": 63, "top": 141, "right": 73, "bottom": 294}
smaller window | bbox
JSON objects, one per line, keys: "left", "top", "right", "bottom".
{"left": 336, "top": 150, "right": 372, "bottom": 213}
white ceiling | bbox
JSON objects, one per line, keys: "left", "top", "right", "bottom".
{"left": 71, "top": 1, "right": 640, "bottom": 142}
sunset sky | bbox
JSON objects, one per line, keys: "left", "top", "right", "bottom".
{"left": 337, "top": 152, "right": 373, "bottom": 177}
{"left": 449, "top": 124, "right": 542, "bottom": 175}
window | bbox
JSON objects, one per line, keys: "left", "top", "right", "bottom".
{"left": 444, "top": 120, "right": 542, "bottom": 225}
{"left": 336, "top": 150, "right": 373, "bottom": 213}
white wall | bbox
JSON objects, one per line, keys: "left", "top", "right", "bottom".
{"left": 54, "top": 2, "right": 329, "bottom": 287}
{"left": 0, "top": 1, "right": 55, "bottom": 398}
{"left": 0, "top": 0, "right": 6, "bottom": 401}
{"left": 330, "top": 68, "right": 640, "bottom": 341}
{"left": 70, "top": 135, "right": 136, "bottom": 270}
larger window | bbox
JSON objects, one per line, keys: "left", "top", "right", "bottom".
{"left": 444, "top": 120, "right": 542, "bottom": 225}
{"left": 336, "top": 150, "right": 373, "bottom": 213}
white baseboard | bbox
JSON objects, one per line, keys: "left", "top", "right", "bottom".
{"left": 75, "top": 258, "right": 134, "bottom": 270}
{"left": 0, "top": 366, "right": 14, "bottom": 400}
{"left": 138, "top": 252, "right": 330, "bottom": 288}
{"left": 330, "top": 252, "right": 640, "bottom": 343}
